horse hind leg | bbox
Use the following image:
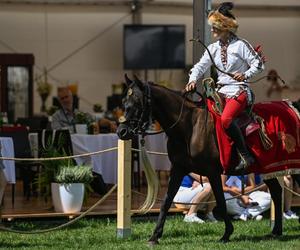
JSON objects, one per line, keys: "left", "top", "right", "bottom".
{"left": 208, "top": 174, "right": 234, "bottom": 242}
{"left": 264, "top": 178, "right": 283, "bottom": 236}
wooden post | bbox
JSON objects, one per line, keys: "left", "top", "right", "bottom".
{"left": 270, "top": 176, "right": 284, "bottom": 228}
{"left": 117, "top": 139, "right": 132, "bottom": 238}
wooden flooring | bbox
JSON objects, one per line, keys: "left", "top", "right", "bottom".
{"left": 1, "top": 172, "right": 300, "bottom": 221}
{"left": 1, "top": 171, "right": 177, "bottom": 220}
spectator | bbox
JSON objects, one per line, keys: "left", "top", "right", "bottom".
{"left": 51, "top": 87, "right": 92, "bottom": 133}
{"left": 283, "top": 175, "right": 299, "bottom": 220}
{"left": 222, "top": 174, "right": 271, "bottom": 221}
{"left": 173, "top": 173, "right": 217, "bottom": 223}
{"left": 51, "top": 87, "right": 77, "bottom": 133}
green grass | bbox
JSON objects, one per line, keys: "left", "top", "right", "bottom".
{"left": 0, "top": 215, "right": 299, "bottom": 250}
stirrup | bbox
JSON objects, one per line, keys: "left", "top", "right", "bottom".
{"left": 234, "top": 153, "right": 255, "bottom": 172}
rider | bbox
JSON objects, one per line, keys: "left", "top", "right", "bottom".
{"left": 185, "top": 2, "right": 264, "bottom": 172}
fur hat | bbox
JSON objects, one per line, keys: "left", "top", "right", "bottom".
{"left": 208, "top": 2, "right": 238, "bottom": 34}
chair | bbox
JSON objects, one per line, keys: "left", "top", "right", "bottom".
{"left": 37, "top": 129, "right": 74, "bottom": 158}
{"left": 0, "top": 129, "right": 40, "bottom": 203}
{"left": 16, "top": 116, "right": 49, "bottom": 131}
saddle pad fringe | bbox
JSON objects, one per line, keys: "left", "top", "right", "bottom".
{"left": 254, "top": 115, "right": 273, "bottom": 150}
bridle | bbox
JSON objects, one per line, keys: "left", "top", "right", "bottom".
{"left": 120, "top": 81, "right": 194, "bottom": 138}
{"left": 120, "top": 82, "right": 154, "bottom": 137}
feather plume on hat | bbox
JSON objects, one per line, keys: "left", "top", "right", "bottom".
{"left": 208, "top": 2, "right": 238, "bottom": 33}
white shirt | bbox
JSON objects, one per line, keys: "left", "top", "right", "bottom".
{"left": 189, "top": 36, "right": 264, "bottom": 98}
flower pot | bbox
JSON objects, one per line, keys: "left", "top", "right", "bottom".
{"left": 51, "top": 183, "right": 84, "bottom": 213}
{"left": 75, "top": 124, "right": 87, "bottom": 134}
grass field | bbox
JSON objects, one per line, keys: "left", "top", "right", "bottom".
{"left": 0, "top": 215, "right": 299, "bottom": 250}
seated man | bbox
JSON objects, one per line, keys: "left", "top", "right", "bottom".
{"left": 51, "top": 87, "right": 76, "bottom": 133}
{"left": 222, "top": 174, "right": 271, "bottom": 221}
{"left": 51, "top": 87, "right": 92, "bottom": 133}
{"left": 173, "top": 173, "right": 216, "bottom": 223}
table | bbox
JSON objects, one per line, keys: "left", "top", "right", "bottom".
{"left": 71, "top": 133, "right": 171, "bottom": 184}
{"left": 0, "top": 137, "right": 16, "bottom": 183}
{"left": 141, "top": 133, "right": 171, "bottom": 171}
{"left": 71, "top": 133, "right": 119, "bottom": 184}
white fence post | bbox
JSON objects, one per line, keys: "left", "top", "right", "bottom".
{"left": 117, "top": 139, "right": 132, "bottom": 238}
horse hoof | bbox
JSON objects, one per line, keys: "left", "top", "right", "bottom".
{"left": 272, "top": 232, "right": 282, "bottom": 237}
{"left": 148, "top": 240, "right": 159, "bottom": 246}
{"left": 219, "top": 237, "right": 230, "bottom": 243}
{"left": 265, "top": 232, "right": 282, "bottom": 239}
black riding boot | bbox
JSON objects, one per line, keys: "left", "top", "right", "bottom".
{"left": 226, "top": 121, "right": 255, "bottom": 172}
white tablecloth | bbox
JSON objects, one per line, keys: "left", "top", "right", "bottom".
{"left": 0, "top": 137, "right": 16, "bottom": 183}
{"left": 141, "top": 133, "right": 171, "bottom": 171}
{"left": 71, "top": 133, "right": 171, "bottom": 184}
{"left": 71, "top": 133, "right": 118, "bottom": 184}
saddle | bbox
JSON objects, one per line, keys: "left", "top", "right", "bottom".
{"left": 202, "top": 78, "right": 273, "bottom": 150}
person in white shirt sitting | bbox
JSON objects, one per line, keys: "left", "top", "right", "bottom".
{"left": 173, "top": 173, "right": 217, "bottom": 223}
{"left": 222, "top": 174, "right": 271, "bottom": 221}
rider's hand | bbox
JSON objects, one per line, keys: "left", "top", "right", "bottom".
{"left": 233, "top": 72, "right": 246, "bottom": 82}
{"left": 185, "top": 81, "right": 197, "bottom": 92}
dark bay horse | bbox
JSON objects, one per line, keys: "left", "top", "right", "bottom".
{"left": 117, "top": 75, "right": 287, "bottom": 244}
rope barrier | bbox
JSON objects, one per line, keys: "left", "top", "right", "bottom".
{"left": 132, "top": 148, "right": 168, "bottom": 156}
{"left": 132, "top": 183, "right": 267, "bottom": 206}
{"left": 284, "top": 186, "right": 300, "bottom": 197}
{"left": 0, "top": 147, "right": 117, "bottom": 162}
{"left": 0, "top": 184, "right": 117, "bottom": 234}
{"left": 133, "top": 184, "right": 300, "bottom": 207}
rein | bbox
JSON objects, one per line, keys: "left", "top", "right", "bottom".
{"left": 136, "top": 83, "right": 190, "bottom": 136}
{"left": 126, "top": 83, "right": 202, "bottom": 137}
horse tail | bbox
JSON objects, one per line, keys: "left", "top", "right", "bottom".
{"left": 138, "top": 146, "right": 160, "bottom": 214}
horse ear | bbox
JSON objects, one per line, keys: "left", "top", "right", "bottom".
{"left": 124, "top": 74, "right": 132, "bottom": 86}
{"left": 133, "top": 74, "right": 144, "bottom": 90}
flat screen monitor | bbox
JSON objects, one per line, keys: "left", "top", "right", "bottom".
{"left": 123, "top": 24, "right": 185, "bottom": 70}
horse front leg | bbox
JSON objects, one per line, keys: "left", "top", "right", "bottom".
{"left": 208, "top": 173, "right": 234, "bottom": 243}
{"left": 264, "top": 178, "right": 282, "bottom": 236}
{"left": 148, "top": 167, "right": 184, "bottom": 245}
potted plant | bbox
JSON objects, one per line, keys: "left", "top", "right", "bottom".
{"left": 51, "top": 164, "right": 93, "bottom": 213}
{"left": 74, "top": 111, "right": 93, "bottom": 134}
{"left": 36, "top": 68, "right": 53, "bottom": 112}
{"left": 37, "top": 135, "right": 93, "bottom": 213}
{"left": 93, "top": 103, "right": 103, "bottom": 113}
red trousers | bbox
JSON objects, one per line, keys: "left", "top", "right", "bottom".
{"left": 221, "top": 92, "right": 248, "bottom": 129}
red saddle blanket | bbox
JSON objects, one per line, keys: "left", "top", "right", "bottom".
{"left": 207, "top": 100, "right": 300, "bottom": 175}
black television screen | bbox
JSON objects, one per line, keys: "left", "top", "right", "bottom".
{"left": 123, "top": 25, "right": 185, "bottom": 70}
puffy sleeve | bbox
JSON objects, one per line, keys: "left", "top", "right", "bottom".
{"left": 188, "top": 44, "right": 214, "bottom": 83}
{"left": 240, "top": 40, "right": 264, "bottom": 80}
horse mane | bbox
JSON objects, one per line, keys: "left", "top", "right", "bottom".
{"left": 148, "top": 81, "right": 206, "bottom": 109}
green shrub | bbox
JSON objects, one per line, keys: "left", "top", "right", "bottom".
{"left": 54, "top": 165, "right": 93, "bottom": 184}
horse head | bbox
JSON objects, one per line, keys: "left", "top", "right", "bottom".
{"left": 117, "top": 74, "right": 151, "bottom": 140}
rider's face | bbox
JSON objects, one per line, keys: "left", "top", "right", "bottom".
{"left": 211, "top": 26, "right": 229, "bottom": 40}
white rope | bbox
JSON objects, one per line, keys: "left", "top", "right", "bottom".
{"left": 0, "top": 184, "right": 117, "bottom": 234}
{"left": 132, "top": 148, "right": 168, "bottom": 156}
{"left": 0, "top": 147, "right": 117, "bottom": 162}
{"left": 284, "top": 186, "right": 300, "bottom": 197}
